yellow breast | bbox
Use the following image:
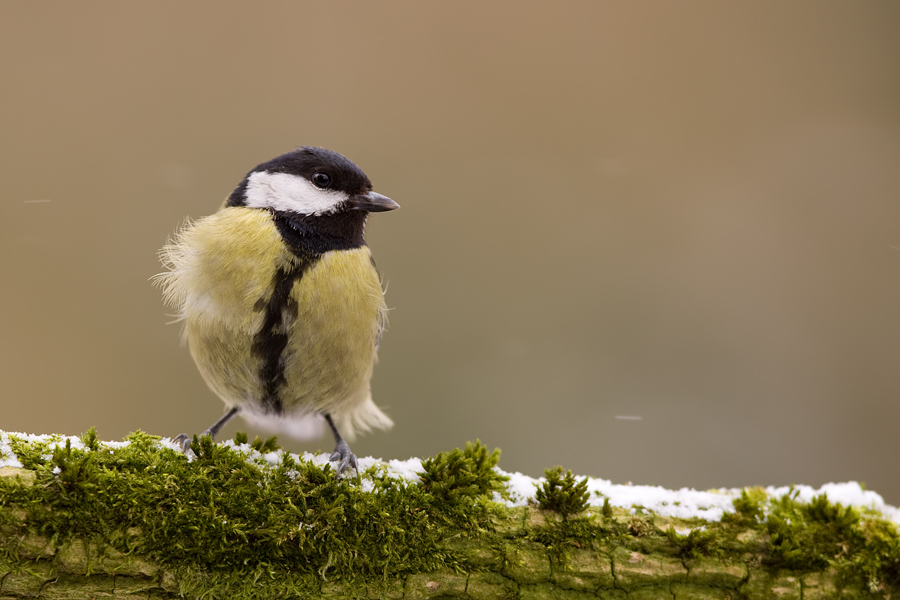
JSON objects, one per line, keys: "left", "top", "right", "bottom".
{"left": 281, "top": 249, "right": 387, "bottom": 413}
{"left": 157, "top": 207, "right": 387, "bottom": 415}
{"left": 159, "top": 208, "right": 290, "bottom": 333}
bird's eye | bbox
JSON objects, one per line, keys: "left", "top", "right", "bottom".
{"left": 311, "top": 172, "right": 332, "bottom": 189}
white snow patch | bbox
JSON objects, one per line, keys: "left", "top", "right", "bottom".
{"left": 765, "top": 482, "right": 900, "bottom": 522}
{"left": 158, "top": 437, "right": 186, "bottom": 453}
{"left": 300, "top": 452, "right": 333, "bottom": 470}
{"left": 0, "top": 433, "right": 24, "bottom": 468}
{"left": 385, "top": 457, "right": 425, "bottom": 482}
{"left": 499, "top": 471, "right": 900, "bottom": 524}
{"left": 102, "top": 440, "right": 133, "bottom": 450}
{"left": 501, "top": 469, "right": 735, "bottom": 520}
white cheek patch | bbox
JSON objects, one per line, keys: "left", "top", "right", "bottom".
{"left": 243, "top": 171, "right": 347, "bottom": 215}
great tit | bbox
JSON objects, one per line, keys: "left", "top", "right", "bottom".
{"left": 156, "top": 146, "right": 399, "bottom": 474}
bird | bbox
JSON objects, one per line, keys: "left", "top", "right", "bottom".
{"left": 155, "top": 146, "right": 399, "bottom": 475}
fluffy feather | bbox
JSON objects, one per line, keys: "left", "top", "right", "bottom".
{"left": 155, "top": 207, "right": 392, "bottom": 441}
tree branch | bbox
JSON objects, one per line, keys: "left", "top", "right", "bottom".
{"left": 1, "top": 431, "right": 897, "bottom": 599}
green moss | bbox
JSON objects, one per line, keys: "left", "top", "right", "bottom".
{"left": 419, "top": 440, "right": 508, "bottom": 503}
{"left": 231, "top": 431, "right": 281, "bottom": 454}
{"left": 2, "top": 432, "right": 900, "bottom": 599}
{"left": 663, "top": 525, "right": 719, "bottom": 558}
{"left": 852, "top": 517, "right": 900, "bottom": 593}
{"left": 764, "top": 492, "right": 861, "bottom": 571}
{"left": 627, "top": 514, "right": 654, "bottom": 538}
{"left": 534, "top": 467, "right": 589, "bottom": 518}
{"left": 601, "top": 497, "right": 613, "bottom": 519}
{"left": 526, "top": 468, "right": 605, "bottom": 569}
{"left": 722, "top": 486, "right": 767, "bottom": 527}
{"left": 80, "top": 427, "right": 101, "bottom": 452}
{"left": 718, "top": 487, "right": 900, "bottom": 593}
{"left": 0, "top": 433, "right": 509, "bottom": 598}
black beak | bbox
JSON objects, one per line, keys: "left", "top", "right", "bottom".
{"left": 348, "top": 191, "right": 400, "bottom": 212}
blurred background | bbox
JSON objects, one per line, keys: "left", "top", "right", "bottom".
{"left": 2, "top": 2, "right": 899, "bottom": 504}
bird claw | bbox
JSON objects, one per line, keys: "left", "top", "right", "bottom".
{"left": 329, "top": 439, "right": 358, "bottom": 477}
{"left": 173, "top": 433, "right": 192, "bottom": 453}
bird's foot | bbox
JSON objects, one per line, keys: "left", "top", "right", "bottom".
{"left": 172, "top": 433, "right": 193, "bottom": 453}
{"left": 329, "top": 439, "right": 358, "bottom": 478}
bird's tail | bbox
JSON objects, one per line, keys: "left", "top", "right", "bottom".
{"left": 334, "top": 396, "right": 394, "bottom": 441}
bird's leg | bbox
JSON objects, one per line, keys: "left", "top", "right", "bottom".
{"left": 173, "top": 406, "right": 240, "bottom": 453}
{"left": 324, "top": 413, "right": 358, "bottom": 477}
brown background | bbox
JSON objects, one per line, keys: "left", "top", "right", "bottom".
{"left": 2, "top": 3, "right": 899, "bottom": 504}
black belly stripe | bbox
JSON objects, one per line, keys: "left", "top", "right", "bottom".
{"left": 251, "top": 263, "right": 308, "bottom": 414}
{"left": 251, "top": 209, "right": 369, "bottom": 414}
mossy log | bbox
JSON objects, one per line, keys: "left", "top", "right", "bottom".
{"left": 1, "top": 431, "right": 898, "bottom": 599}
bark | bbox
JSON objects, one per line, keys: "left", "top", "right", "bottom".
{"left": 0, "top": 522, "right": 857, "bottom": 600}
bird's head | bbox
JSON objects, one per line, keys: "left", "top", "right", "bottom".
{"left": 227, "top": 146, "right": 399, "bottom": 216}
